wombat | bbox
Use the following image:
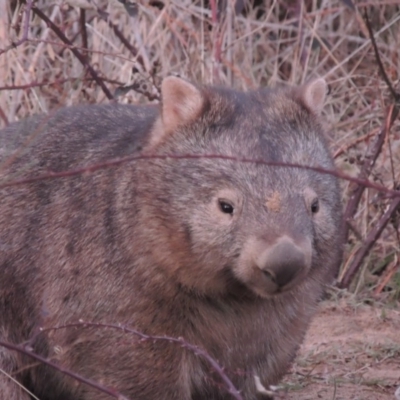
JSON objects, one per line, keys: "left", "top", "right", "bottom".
{"left": 0, "top": 76, "right": 343, "bottom": 400}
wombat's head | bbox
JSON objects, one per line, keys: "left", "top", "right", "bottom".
{"left": 136, "top": 76, "right": 342, "bottom": 298}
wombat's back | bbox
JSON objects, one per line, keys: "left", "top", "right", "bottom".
{"left": 0, "top": 103, "right": 158, "bottom": 168}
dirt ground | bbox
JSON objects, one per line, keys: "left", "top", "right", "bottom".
{"left": 274, "top": 296, "right": 400, "bottom": 400}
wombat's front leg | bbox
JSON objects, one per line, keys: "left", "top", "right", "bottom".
{"left": 0, "top": 378, "right": 31, "bottom": 400}
{"left": 0, "top": 348, "right": 31, "bottom": 400}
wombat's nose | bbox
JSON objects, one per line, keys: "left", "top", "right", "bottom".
{"left": 258, "top": 238, "right": 310, "bottom": 288}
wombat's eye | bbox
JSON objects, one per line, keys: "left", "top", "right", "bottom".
{"left": 310, "top": 198, "right": 319, "bottom": 214}
{"left": 218, "top": 200, "right": 234, "bottom": 215}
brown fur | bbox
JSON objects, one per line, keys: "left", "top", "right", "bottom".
{"left": 0, "top": 77, "right": 343, "bottom": 399}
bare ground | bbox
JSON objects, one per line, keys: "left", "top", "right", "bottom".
{"left": 274, "top": 295, "right": 400, "bottom": 400}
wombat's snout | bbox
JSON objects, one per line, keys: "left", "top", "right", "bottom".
{"left": 256, "top": 237, "right": 312, "bottom": 293}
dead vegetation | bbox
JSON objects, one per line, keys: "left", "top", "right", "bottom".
{"left": 0, "top": 0, "right": 399, "bottom": 398}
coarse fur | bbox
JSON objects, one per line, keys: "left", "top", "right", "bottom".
{"left": 0, "top": 77, "right": 343, "bottom": 399}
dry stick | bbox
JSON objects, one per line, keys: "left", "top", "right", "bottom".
{"left": 96, "top": 9, "right": 145, "bottom": 68}
{"left": 210, "top": 0, "right": 222, "bottom": 82}
{"left": 1, "top": 153, "right": 400, "bottom": 199}
{"left": 0, "top": 105, "right": 9, "bottom": 126}
{"left": 96, "top": 8, "right": 159, "bottom": 101}
{"left": 293, "top": 0, "right": 304, "bottom": 75}
{"left": 365, "top": 7, "right": 399, "bottom": 191}
{"left": 0, "top": 77, "right": 124, "bottom": 92}
{"left": 27, "top": 38, "right": 135, "bottom": 64}
{"left": 116, "top": 81, "right": 160, "bottom": 101}
{"left": 373, "top": 257, "right": 399, "bottom": 297}
{"left": 0, "top": 0, "right": 34, "bottom": 55}
{"left": 59, "top": 15, "right": 96, "bottom": 58}
{"left": 342, "top": 104, "right": 398, "bottom": 241}
{"left": 79, "top": 8, "right": 88, "bottom": 57}
{"left": 31, "top": 6, "right": 114, "bottom": 100}
{"left": 39, "top": 321, "right": 243, "bottom": 400}
{"left": 339, "top": 196, "right": 400, "bottom": 288}
{"left": 0, "top": 340, "right": 128, "bottom": 400}
{"left": 339, "top": 9, "right": 400, "bottom": 288}
{"left": 364, "top": 8, "right": 399, "bottom": 190}
{"left": 364, "top": 10, "right": 400, "bottom": 102}
{"left": 221, "top": 56, "right": 254, "bottom": 89}
{"left": 333, "top": 128, "right": 379, "bottom": 159}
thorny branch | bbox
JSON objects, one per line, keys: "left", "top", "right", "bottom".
{"left": 339, "top": 195, "right": 400, "bottom": 289}
{"left": 363, "top": 10, "right": 400, "bottom": 103}
{"left": 31, "top": 6, "right": 114, "bottom": 100}
{"left": 0, "top": 153, "right": 400, "bottom": 199}
{"left": 0, "top": 77, "right": 124, "bottom": 92}
{"left": 0, "top": 339, "right": 129, "bottom": 400}
{"left": 0, "top": 320, "right": 244, "bottom": 400}
{"left": 59, "top": 14, "right": 96, "bottom": 58}
{"left": 339, "top": 9, "right": 400, "bottom": 288}
{"left": 96, "top": 8, "right": 145, "bottom": 69}
{"left": 42, "top": 321, "right": 244, "bottom": 400}
{"left": 342, "top": 104, "right": 399, "bottom": 241}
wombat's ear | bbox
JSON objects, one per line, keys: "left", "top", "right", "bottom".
{"left": 298, "top": 78, "right": 328, "bottom": 115}
{"left": 160, "top": 76, "right": 205, "bottom": 134}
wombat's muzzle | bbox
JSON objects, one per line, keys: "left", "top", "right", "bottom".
{"left": 255, "top": 236, "right": 312, "bottom": 294}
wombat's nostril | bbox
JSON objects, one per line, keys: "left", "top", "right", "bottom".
{"left": 273, "top": 263, "right": 299, "bottom": 287}
{"left": 258, "top": 238, "right": 310, "bottom": 288}
{"left": 262, "top": 263, "right": 299, "bottom": 288}
{"left": 262, "top": 269, "right": 277, "bottom": 283}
